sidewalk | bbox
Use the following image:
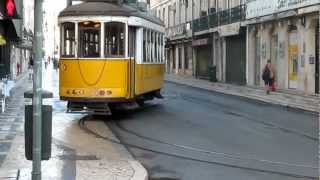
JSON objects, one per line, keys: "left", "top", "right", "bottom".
{"left": 165, "top": 74, "right": 320, "bottom": 113}
{"left": 0, "top": 66, "right": 148, "bottom": 180}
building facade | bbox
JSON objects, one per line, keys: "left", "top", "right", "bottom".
{"left": 151, "top": 0, "right": 320, "bottom": 95}
{"left": 246, "top": 0, "right": 319, "bottom": 95}
{"left": 151, "top": 0, "right": 247, "bottom": 85}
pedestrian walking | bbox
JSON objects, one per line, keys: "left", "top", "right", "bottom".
{"left": 16, "top": 62, "right": 20, "bottom": 75}
{"left": 28, "top": 55, "right": 34, "bottom": 80}
{"left": 262, "top": 60, "right": 276, "bottom": 94}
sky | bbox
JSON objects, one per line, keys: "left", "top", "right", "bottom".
{"left": 42, "top": 0, "right": 68, "bottom": 58}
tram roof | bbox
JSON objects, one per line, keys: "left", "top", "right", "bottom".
{"left": 58, "top": 2, "right": 163, "bottom": 26}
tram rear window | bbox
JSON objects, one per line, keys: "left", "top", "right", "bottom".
{"left": 61, "top": 22, "right": 75, "bottom": 57}
{"left": 105, "top": 22, "right": 125, "bottom": 58}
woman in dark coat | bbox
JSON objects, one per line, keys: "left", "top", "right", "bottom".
{"left": 262, "top": 60, "right": 273, "bottom": 94}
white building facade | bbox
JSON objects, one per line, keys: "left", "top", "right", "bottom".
{"left": 151, "top": 0, "right": 247, "bottom": 85}
{"left": 246, "top": 0, "right": 320, "bottom": 95}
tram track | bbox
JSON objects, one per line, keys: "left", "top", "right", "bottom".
{"left": 174, "top": 92, "right": 318, "bottom": 141}
{"left": 78, "top": 115, "right": 317, "bottom": 179}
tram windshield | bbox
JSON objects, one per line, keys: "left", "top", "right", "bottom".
{"left": 79, "top": 21, "right": 101, "bottom": 58}
{"left": 61, "top": 22, "right": 75, "bottom": 57}
{"left": 105, "top": 22, "right": 125, "bottom": 58}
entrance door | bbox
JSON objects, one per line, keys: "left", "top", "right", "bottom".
{"left": 288, "top": 31, "right": 299, "bottom": 89}
{"left": 254, "top": 36, "right": 261, "bottom": 85}
{"left": 226, "top": 34, "right": 246, "bottom": 85}
{"left": 315, "top": 21, "right": 319, "bottom": 94}
{"left": 196, "top": 46, "right": 211, "bottom": 79}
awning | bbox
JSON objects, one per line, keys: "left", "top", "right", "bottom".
{"left": 0, "top": 19, "right": 19, "bottom": 41}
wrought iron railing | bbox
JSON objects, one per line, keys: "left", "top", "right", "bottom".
{"left": 192, "top": 5, "right": 246, "bottom": 32}
{"left": 166, "top": 23, "right": 188, "bottom": 38}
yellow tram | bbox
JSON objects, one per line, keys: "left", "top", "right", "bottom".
{"left": 58, "top": 1, "right": 165, "bottom": 114}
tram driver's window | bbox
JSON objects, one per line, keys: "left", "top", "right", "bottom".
{"left": 61, "top": 22, "right": 75, "bottom": 57}
{"left": 105, "top": 22, "right": 125, "bottom": 58}
{"left": 79, "top": 21, "right": 101, "bottom": 58}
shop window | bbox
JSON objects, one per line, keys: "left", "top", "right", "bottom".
{"left": 79, "top": 21, "right": 100, "bottom": 58}
{"left": 61, "top": 22, "right": 75, "bottom": 57}
{"left": 105, "top": 22, "right": 125, "bottom": 58}
{"left": 184, "top": 45, "right": 189, "bottom": 69}
{"left": 178, "top": 47, "right": 182, "bottom": 69}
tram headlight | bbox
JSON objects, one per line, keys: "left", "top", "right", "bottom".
{"left": 60, "top": 63, "right": 67, "bottom": 71}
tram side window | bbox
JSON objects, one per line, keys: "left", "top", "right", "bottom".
{"left": 143, "top": 29, "right": 147, "bottom": 63}
{"left": 161, "top": 34, "right": 164, "bottom": 63}
{"left": 61, "top": 22, "right": 75, "bottom": 57}
{"left": 147, "top": 30, "right": 151, "bottom": 62}
{"left": 79, "top": 21, "right": 101, "bottom": 58}
{"left": 128, "top": 26, "right": 136, "bottom": 58}
{"left": 105, "top": 22, "right": 125, "bottom": 58}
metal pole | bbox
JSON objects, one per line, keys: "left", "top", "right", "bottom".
{"left": 32, "top": 0, "right": 43, "bottom": 179}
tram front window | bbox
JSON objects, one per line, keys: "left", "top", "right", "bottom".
{"left": 105, "top": 22, "right": 125, "bottom": 58}
{"left": 61, "top": 22, "right": 75, "bottom": 57}
{"left": 79, "top": 21, "right": 101, "bottom": 58}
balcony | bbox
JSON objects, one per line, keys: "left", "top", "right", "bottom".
{"left": 192, "top": 5, "right": 246, "bottom": 32}
{"left": 166, "top": 23, "right": 189, "bottom": 38}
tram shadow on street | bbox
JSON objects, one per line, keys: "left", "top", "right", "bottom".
{"left": 87, "top": 102, "right": 164, "bottom": 122}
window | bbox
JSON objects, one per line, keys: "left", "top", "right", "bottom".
{"left": 128, "top": 27, "right": 136, "bottom": 58}
{"left": 61, "top": 22, "right": 75, "bottom": 57}
{"left": 105, "top": 22, "right": 125, "bottom": 58}
{"left": 151, "top": 31, "right": 154, "bottom": 62}
{"left": 79, "top": 21, "right": 100, "bottom": 58}
{"left": 156, "top": 33, "right": 159, "bottom": 62}
{"left": 184, "top": 45, "right": 189, "bottom": 69}
{"left": 147, "top": 30, "right": 151, "bottom": 62}
{"left": 160, "top": 34, "right": 164, "bottom": 63}
{"left": 143, "top": 29, "right": 147, "bottom": 62}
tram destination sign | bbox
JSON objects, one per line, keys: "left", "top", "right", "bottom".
{"left": 246, "top": 0, "right": 319, "bottom": 19}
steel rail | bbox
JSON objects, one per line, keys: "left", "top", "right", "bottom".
{"left": 78, "top": 116, "right": 317, "bottom": 179}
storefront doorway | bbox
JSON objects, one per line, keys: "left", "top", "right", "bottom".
{"left": 288, "top": 29, "right": 299, "bottom": 89}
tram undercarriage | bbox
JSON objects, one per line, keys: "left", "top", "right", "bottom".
{"left": 66, "top": 90, "right": 163, "bottom": 115}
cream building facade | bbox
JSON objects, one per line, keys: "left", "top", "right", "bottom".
{"left": 246, "top": 0, "right": 319, "bottom": 95}
{"left": 151, "top": 0, "right": 247, "bottom": 84}
{"left": 151, "top": 0, "right": 320, "bottom": 95}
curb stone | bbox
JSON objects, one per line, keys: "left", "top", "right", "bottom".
{"left": 165, "top": 76, "right": 320, "bottom": 113}
{"left": 129, "top": 160, "right": 148, "bottom": 180}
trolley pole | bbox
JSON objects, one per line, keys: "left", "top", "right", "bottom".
{"left": 32, "top": 0, "right": 43, "bottom": 179}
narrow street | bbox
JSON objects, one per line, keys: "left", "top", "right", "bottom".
{"left": 1, "top": 66, "right": 316, "bottom": 179}
{"left": 0, "top": 0, "right": 318, "bottom": 179}
{"left": 106, "top": 82, "right": 318, "bottom": 180}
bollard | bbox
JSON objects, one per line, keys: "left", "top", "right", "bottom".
{"left": 24, "top": 90, "right": 53, "bottom": 161}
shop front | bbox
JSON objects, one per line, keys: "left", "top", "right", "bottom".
{"left": 192, "top": 36, "right": 212, "bottom": 79}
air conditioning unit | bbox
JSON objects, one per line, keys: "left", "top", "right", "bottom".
{"left": 209, "top": 8, "right": 216, "bottom": 14}
{"left": 200, "top": 11, "right": 207, "bottom": 17}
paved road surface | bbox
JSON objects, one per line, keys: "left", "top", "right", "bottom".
{"left": 107, "top": 82, "right": 318, "bottom": 180}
